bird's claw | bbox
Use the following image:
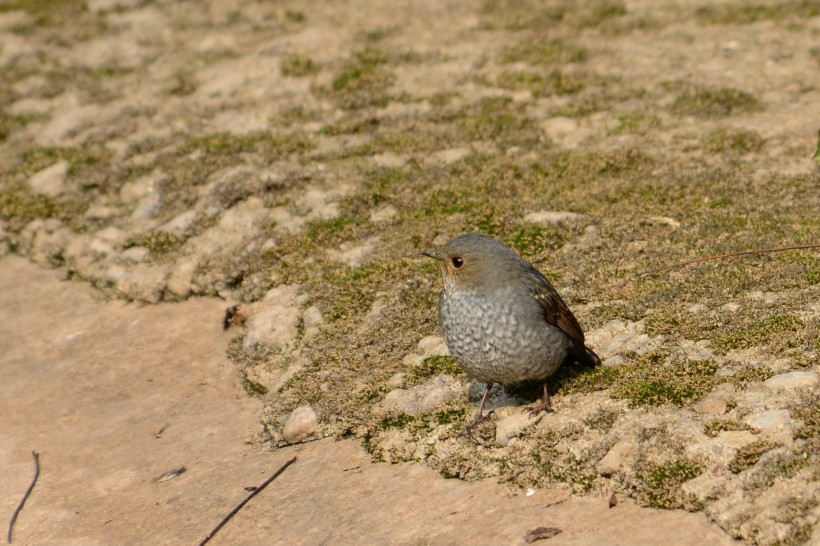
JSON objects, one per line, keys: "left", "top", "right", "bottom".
{"left": 460, "top": 410, "right": 495, "bottom": 440}
{"left": 521, "top": 404, "right": 554, "bottom": 418}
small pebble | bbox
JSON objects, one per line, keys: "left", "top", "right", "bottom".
{"left": 282, "top": 405, "right": 318, "bottom": 443}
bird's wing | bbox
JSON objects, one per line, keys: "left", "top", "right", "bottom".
{"left": 526, "top": 266, "right": 586, "bottom": 347}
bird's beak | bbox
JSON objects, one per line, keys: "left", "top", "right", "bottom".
{"left": 421, "top": 250, "right": 442, "bottom": 261}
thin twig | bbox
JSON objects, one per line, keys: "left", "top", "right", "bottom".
{"left": 154, "top": 423, "right": 170, "bottom": 439}
{"left": 7, "top": 451, "right": 40, "bottom": 544}
{"left": 536, "top": 497, "right": 569, "bottom": 509}
{"left": 641, "top": 243, "right": 820, "bottom": 276}
{"left": 197, "top": 456, "right": 297, "bottom": 546}
{"left": 276, "top": 433, "right": 333, "bottom": 447}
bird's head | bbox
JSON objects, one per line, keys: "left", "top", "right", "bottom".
{"left": 422, "top": 233, "right": 522, "bottom": 291}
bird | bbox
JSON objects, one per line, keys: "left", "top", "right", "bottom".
{"left": 422, "top": 233, "right": 600, "bottom": 432}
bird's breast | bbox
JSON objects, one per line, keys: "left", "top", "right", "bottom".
{"left": 438, "top": 286, "right": 570, "bottom": 383}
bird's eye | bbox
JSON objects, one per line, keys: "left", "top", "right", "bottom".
{"left": 451, "top": 257, "right": 464, "bottom": 268}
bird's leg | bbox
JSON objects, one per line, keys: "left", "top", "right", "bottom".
{"left": 524, "top": 381, "right": 554, "bottom": 417}
{"left": 463, "top": 383, "right": 494, "bottom": 435}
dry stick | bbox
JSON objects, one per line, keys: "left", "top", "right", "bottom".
{"left": 641, "top": 243, "right": 820, "bottom": 277}
{"left": 197, "top": 456, "right": 297, "bottom": 546}
{"left": 7, "top": 451, "right": 40, "bottom": 544}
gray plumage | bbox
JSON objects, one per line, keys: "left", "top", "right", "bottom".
{"left": 423, "top": 233, "right": 600, "bottom": 429}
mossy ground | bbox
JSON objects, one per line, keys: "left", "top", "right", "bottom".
{"left": 632, "top": 460, "right": 704, "bottom": 509}
{"left": 1, "top": 0, "right": 818, "bottom": 543}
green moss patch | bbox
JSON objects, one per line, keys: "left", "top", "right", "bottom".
{"left": 728, "top": 440, "right": 781, "bottom": 473}
{"left": 583, "top": 407, "right": 620, "bottom": 432}
{"left": 670, "top": 85, "right": 762, "bottom": 118}
{"left": 323, "top": 49, "right": 396, "bottom": 109}
{"left": 695, "top": 1, "right": 820, "bottom": 24}
{"left": 495, "top": 70, "right": 588, "bottom": 97}
{"left": 499, "top": 38, "right": 588, "bottom": 65}
{"left": 0, "top": 0, "right": 87, "bottom": 25}
{"left": 457, "top": 97, "right": 540, "bottom": 146}
{"left": 792, "top": 392, "right": 820, "bottom": 481}
{"left": 281, "top": 53, "right": 319, "bottom": 77}
{"left": 703, "top": 418, "right": 753, "bottom": 438}
{"left": 607, "top": 113, "right": 661, "bottom": 135}
{"left": 726, "top": 364, "right": 776, "bottom": 387}
{"left": 0, "top": 187, "right": 61, "bottom": 231}
{"left": 613, "top": 355, "right": 719, "bottom": 408}
{"left": 481, "top": 0, "right": 626, "bottom": 31}
{"left": 129, "top": 231, "right": 184, "bottom": 258}
{"left": 18, "top": 146, "right": 111, "bottom": 177}
{"left": 410, "top": 356, "right": 463, "bottom": 381}
{"left": 552, "top": 352, "right": 719, "bottom": 408}
{"left": 704, "top": 128, "right": 765, "bottom": 154}
{"left": 0, "top": 110, "right": 34, "bottom": 141}
{"left": 712, "top": 314, "right": 804, "bottom": 352}
{"left": 632, "top": 460, "right": 703, "bottom": 509}
{"left": 773, "top": 497, "right": 820, "bottom": 546}
{"left": 505, "top": 224, "right": 567, "bottom": 256}
{"left": 182, "top": 132, "right": 315, "bottom": 165}
{"left": 536, "top": 447, "right": 601, "bottom": 493}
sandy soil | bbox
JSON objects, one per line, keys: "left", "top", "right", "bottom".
{"left": 0, "top": 255, "right": 736, "bottom": 545}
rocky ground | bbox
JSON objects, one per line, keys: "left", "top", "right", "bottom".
{"left": 1, "top": 0, "right": 819, "bottom": 544}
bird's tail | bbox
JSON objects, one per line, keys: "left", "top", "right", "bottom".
{"left": 570, "top": 344, "right": 601, "bottom": 367}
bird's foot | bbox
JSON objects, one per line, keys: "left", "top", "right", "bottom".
{"left": 522, "top": 382, "right": 553, "bottom": 418}
{"left": 461, "top": 409, "right": 495, "bottom": 440}
{"left": 521, "top": 401, "right": 554, "bottom": 419}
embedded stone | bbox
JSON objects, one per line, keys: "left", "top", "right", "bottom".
{"left": 282, "top": 406, "right": 318, "bottom": 444}
{"left": 417, "top": 335, "right": 449, "bottom": 357}
{"left": 763, "top": 371, "right": 819, "bottom": 392}
{"left": 597, "top": 439, "right": 637, "bottom": 477}
{"left": 28, "top": 161, "right": 69, "bottom": 197}
{"left": 523, "top": 210, "right": 584, "bottom": 225}
{"left": 744, "top": 410, "right": 791, "bottom": 434}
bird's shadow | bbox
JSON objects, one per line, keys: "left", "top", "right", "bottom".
{"left": 465, "top": 362, "right": 604, "bottom": 408}
{"left": 497, "top": 380, "right": 544, "bottom": 402}
{"left": 550, "top": 362, "right": 607, "bottom": 394}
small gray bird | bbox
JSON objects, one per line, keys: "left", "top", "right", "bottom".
{"left": 423, "top": 233, "right": 600, "bottom": 431}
